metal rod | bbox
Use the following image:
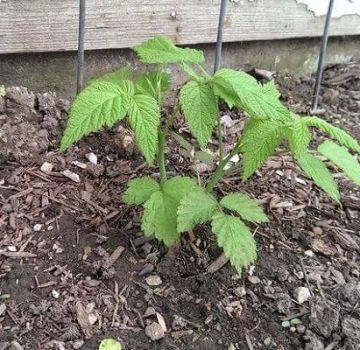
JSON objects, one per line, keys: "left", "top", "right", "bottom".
{"left": 214, "top": 0, "right": 228, "bottom": 73}
{"left": 76, "top": 0, "right": 86, "bottom": 94}
{"left": 312, "top": 0, "right": 335, "bottom": 112}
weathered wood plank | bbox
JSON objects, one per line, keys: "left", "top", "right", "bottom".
{"left": 0, "top": 0, "right": 360, "bottom": 54}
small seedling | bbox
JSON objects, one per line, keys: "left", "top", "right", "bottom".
{"left": 99, "top": 338, "right": 122, "bottom": 350}
{"left": 61, "top": 36, "right": 360, "bottom": 273}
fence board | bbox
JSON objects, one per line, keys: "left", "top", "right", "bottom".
{"left": 1, "top": 0, "right": 360, "bottom": 54}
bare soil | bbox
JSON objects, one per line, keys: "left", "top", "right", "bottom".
{"left": 0, "top": 61, "right": 360, "bottom": 350}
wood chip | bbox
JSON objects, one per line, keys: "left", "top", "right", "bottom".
{"left": 0, "top": 251, "right": 36, "bottom": 258}
{"left": 102, "top": 246, "right": 125, "bottom": 269}
{"left": 207, "top": 253, "right": 229, "bottom": 273}
{"left": 76, "top": 301, "right": 92, "bottom": 339}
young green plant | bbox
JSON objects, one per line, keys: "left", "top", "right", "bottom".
{"left": 61, "top": 36, "right": 360, "bottom": 273}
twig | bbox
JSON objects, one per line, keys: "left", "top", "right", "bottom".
{"left": 245, "top": 331, "right": 254, "bottom": 350}
{"left": 300, "top": 258, "right": 314, "bottom": 297}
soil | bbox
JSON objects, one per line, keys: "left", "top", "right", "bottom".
{"left": 0, "top": 61, "right": 360, "bottom": 350}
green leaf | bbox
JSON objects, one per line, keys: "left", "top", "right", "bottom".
{"left": 180, "top": 80, "right": 218, "bottom": 148}
{"left": 171, "top": 132, "right": 193, "bottom": 152}
{"left": 220, "top": 193, "right": 268, "bottom": 223}
{"left": 318, "top": 141, "right": 360, "bottom": 186}
{"left": 177, "top": 188, "right": 218, "bottom": 232}
{"left": 60, "top": 80, "right": 134, "bottom": 151}
{"left": 128, "top": 94, "right": 160, "bottom": 164}
{"left": 212, "top": 69, "right": 291, "bottom": 122}
{"left": 92, "top": 67, "right": 133, "bottom": 86}
{"left": 136, "top": 70, "right": 171, "bottom": 103}
{"left": 181, "top": 63, "right": 202, "bottom": 81}
{"left": 240, "top": 120, "right": 282, "bottom": 179}
{"left": 261, "top": 80, "right": 281, "bottom": 99}
{"left": 287, "top": 117, "right": 311, "bottom": 155}
{"left": 211, "top": 213, "right": 257, "bottom": 272}
{"left": 0, "top": 85, "right": 5, "bottom": 97}
{"left": 99, "top": 339, "right": 122, "bottom": 350}
{"left": 297, "top": 151, "right": 340, "bottom": 202}
{"left": 134, "top": 36, "right": 204, "bottom": 64}
{"left": 302, "top": 116, "right": 360, "bottom": 153}
{"left": 141, "top": 177, "right": 197, "bottom": 246}
{"left": 123, "top": 177, "right": 160, "bottom": 205}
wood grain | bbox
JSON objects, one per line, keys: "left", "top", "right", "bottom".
{"left": 1, "top": 0, "right": 359, "bottom": 54}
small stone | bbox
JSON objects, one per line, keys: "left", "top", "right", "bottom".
{"left": 33, "top": 224, "right": 43, "bottom": 232}
{"left": 7, "top": 246, "right": 17, "bottom": 252}
{"left": 304, "top": 250, "right": 315, "bottom": 257}
{"left": 143, "top": 307, "right": 156, "bottom": 318}
{"left": 71, "top": 161, "right": 87, "bottom": 169}
{"left": 145, "top": 275, "right": 162, "bottom": 286}
{"left": 294, "top": 287, "right": 311, "bottom": 304}
{"left": 264, "top": 337, "right": 271, "bottom": 346}
{"left": 220, "top": 115, "right": 235, "bottom": 128}
{"left": 85, "top": 152, "right": 97, "bottom": 165}
{"left": 297, "top": 324, "right": 306, "bottom": 334}
{"left": 145, "top": 322, "right": 165, "bottom": 341}
{"left": 234, "top": 286, "right": 246, "bottom": 297}
{"left": 10, "top": 341, "right": 24, "bottom": 350}
{"left": 312, "top": 227, "right": 323, "bottom": 235}
{"left": 51, "top": 290, "right": 60, "bottom": 299}
{"left": 62, "top": 169, "right": 80, "bottom": 183}
{"left": 72, "top": 340, "right": 84, "bottom": 349}
{"left": 40, "top": 162, "right": 54, "bottom": 174}
{"left": 0, "top": 303, "right": 6, "bottom": 316}
{"left": 248, "top": 276, "right": 261, "bottom": 284}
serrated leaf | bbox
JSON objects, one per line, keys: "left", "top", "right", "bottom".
{"left": 181, "top": 63, "right": 202, "bottom": 81}
{"left": 99, "top": 339, "right": 122, "bottom": 350}
{"left": 211, "top": 213, "right": 257, "bottom": 273}
{"left": 92, "top": 67, "right": 133, "bottom": 86}
{"left": 123, "top": 177, "right": 159, "bottom": 205}
{"left": 141, "top": 177, "right": 197, "bottom": 246}
{"left": 136, "top": 70, "right": 171, "bottom": 103}
{"left": 177, "top": 188, "right": 218, "bottom": 232}
{"left": 220, "top": 193, "right": 268, "bottom": 223}
{"left": 60, "top": 80, "right": 134, "bottom": 151}
{"left": 171, "top": 132, "right": 193, "bottom": 151}
{"left": 297, "top": 151, "right": 340, "bottom": 202}
{"left": 128, "top": 94, "right": 160, "bottom": 164}
{"left": 180, "top": 80, "right": 218, "bottom": 148}
{"left": 240, "top": 120, "right": 282, "bottom": 179}
{"left": 302, "top": 116, "right": 360, "bottom": 153}
{"left": 195, "top": 150, "right": 214, "bottom": 165}
{"left": 287, "top": 118, "right": 311, "bottom": 155}
{"left": 212, "top": 69, "right": 291, "bottom": 122}
{"left": 134, "top": 36, "right": 204, "bottom": 64}
{"left": 261, "top": 80, "right": 281, "bottom": 99}
{"left": 318, "top": 141, "right": 360, "bottom": 186}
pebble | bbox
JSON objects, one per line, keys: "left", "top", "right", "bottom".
{"left": 62, "top": 169, "right": 80, "bottom": 183}
{"left": 304, "top": 250, "right": 315, "bottom": 257}
{"left": 294, "top": 287, "right": 311, "bottom": 304}
{"left": 72, "top": 340, "right": 84, "bottom": 349}
{"left": 297, "top": 324, "right": 306, "bottom": 334}
{"left": 33, "top": 224, "right": 43, "bottom": 232}
{"left": 145, "top": 275, "right": 162, "bottom": 286}
{"left": 85, "top": 152, "right": 98, "bottom": 165}
{"left": 40, "top": 162, "right": 53, "bottom": 174}
{"left": 312, "top": 227, "right": 323, "bottom": 235}
{"left": 51, "top": 290, "right": 60, "bottom": 299}
{"left": 264, "top": 337, "right": 271, "bottom": 346}
{"left": 145, "top": 322, "right": 165, "bottom": 341}
{"left": 7, "top": 246, "right": 17, "bottom": 252}
{"left": 234, "top": 286, "right": 246, "bottom": 297}
{"left": 248, "top": 276, "right": 261, "bottom": 284}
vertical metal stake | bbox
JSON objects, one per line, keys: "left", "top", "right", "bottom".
{"left": 214, "top": 0, "right": 228, "bottom": 74}
{"left": 76, "top": 0, "right": 86, "bottom": 94}
{"left": 312, "top": 0, "right": 335, "bottom": 112}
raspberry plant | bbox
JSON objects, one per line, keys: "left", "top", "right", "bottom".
{"left": 61, "top": 36, "right": 360, "bottom": 273}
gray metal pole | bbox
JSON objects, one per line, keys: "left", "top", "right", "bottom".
{"left": 214, "top": 0, "right": 228, "bottom": 74}
{"left": 76, "top": 0, "right": 86, "bottom": 94}
{"left": 312, "top": 0, "right": 335, "bottom": 112}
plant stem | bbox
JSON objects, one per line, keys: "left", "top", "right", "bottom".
{"left": 158, "top": 103, "right": 181, "bottom": 184}
{"left": 217, "top": 114, "right": 224, "bottom": 159}
{"left": 158, "top": 129, "right": 167, "bottom": 184}
{"left": 205, "top": 139, "right": 242, "bottom": 192}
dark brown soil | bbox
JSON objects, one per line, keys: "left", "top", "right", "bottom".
{"left": 0, "top": 61, "right": 360, "bottom": 350}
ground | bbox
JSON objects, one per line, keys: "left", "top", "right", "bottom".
{"left": 0, "top": 61, "right": 360, "bottom": 350}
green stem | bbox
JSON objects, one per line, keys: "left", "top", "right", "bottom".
{"left": 158, "top": 103, "right": 181, "bottom": 184}
{"left": 205, "top": 139, "right": 242, "bottom": 192}
{"left": 217, "top": 113, "right": 224, "bottom": 159}
{"left": 158, "top": 129, "right": 167, "bottom": 184}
